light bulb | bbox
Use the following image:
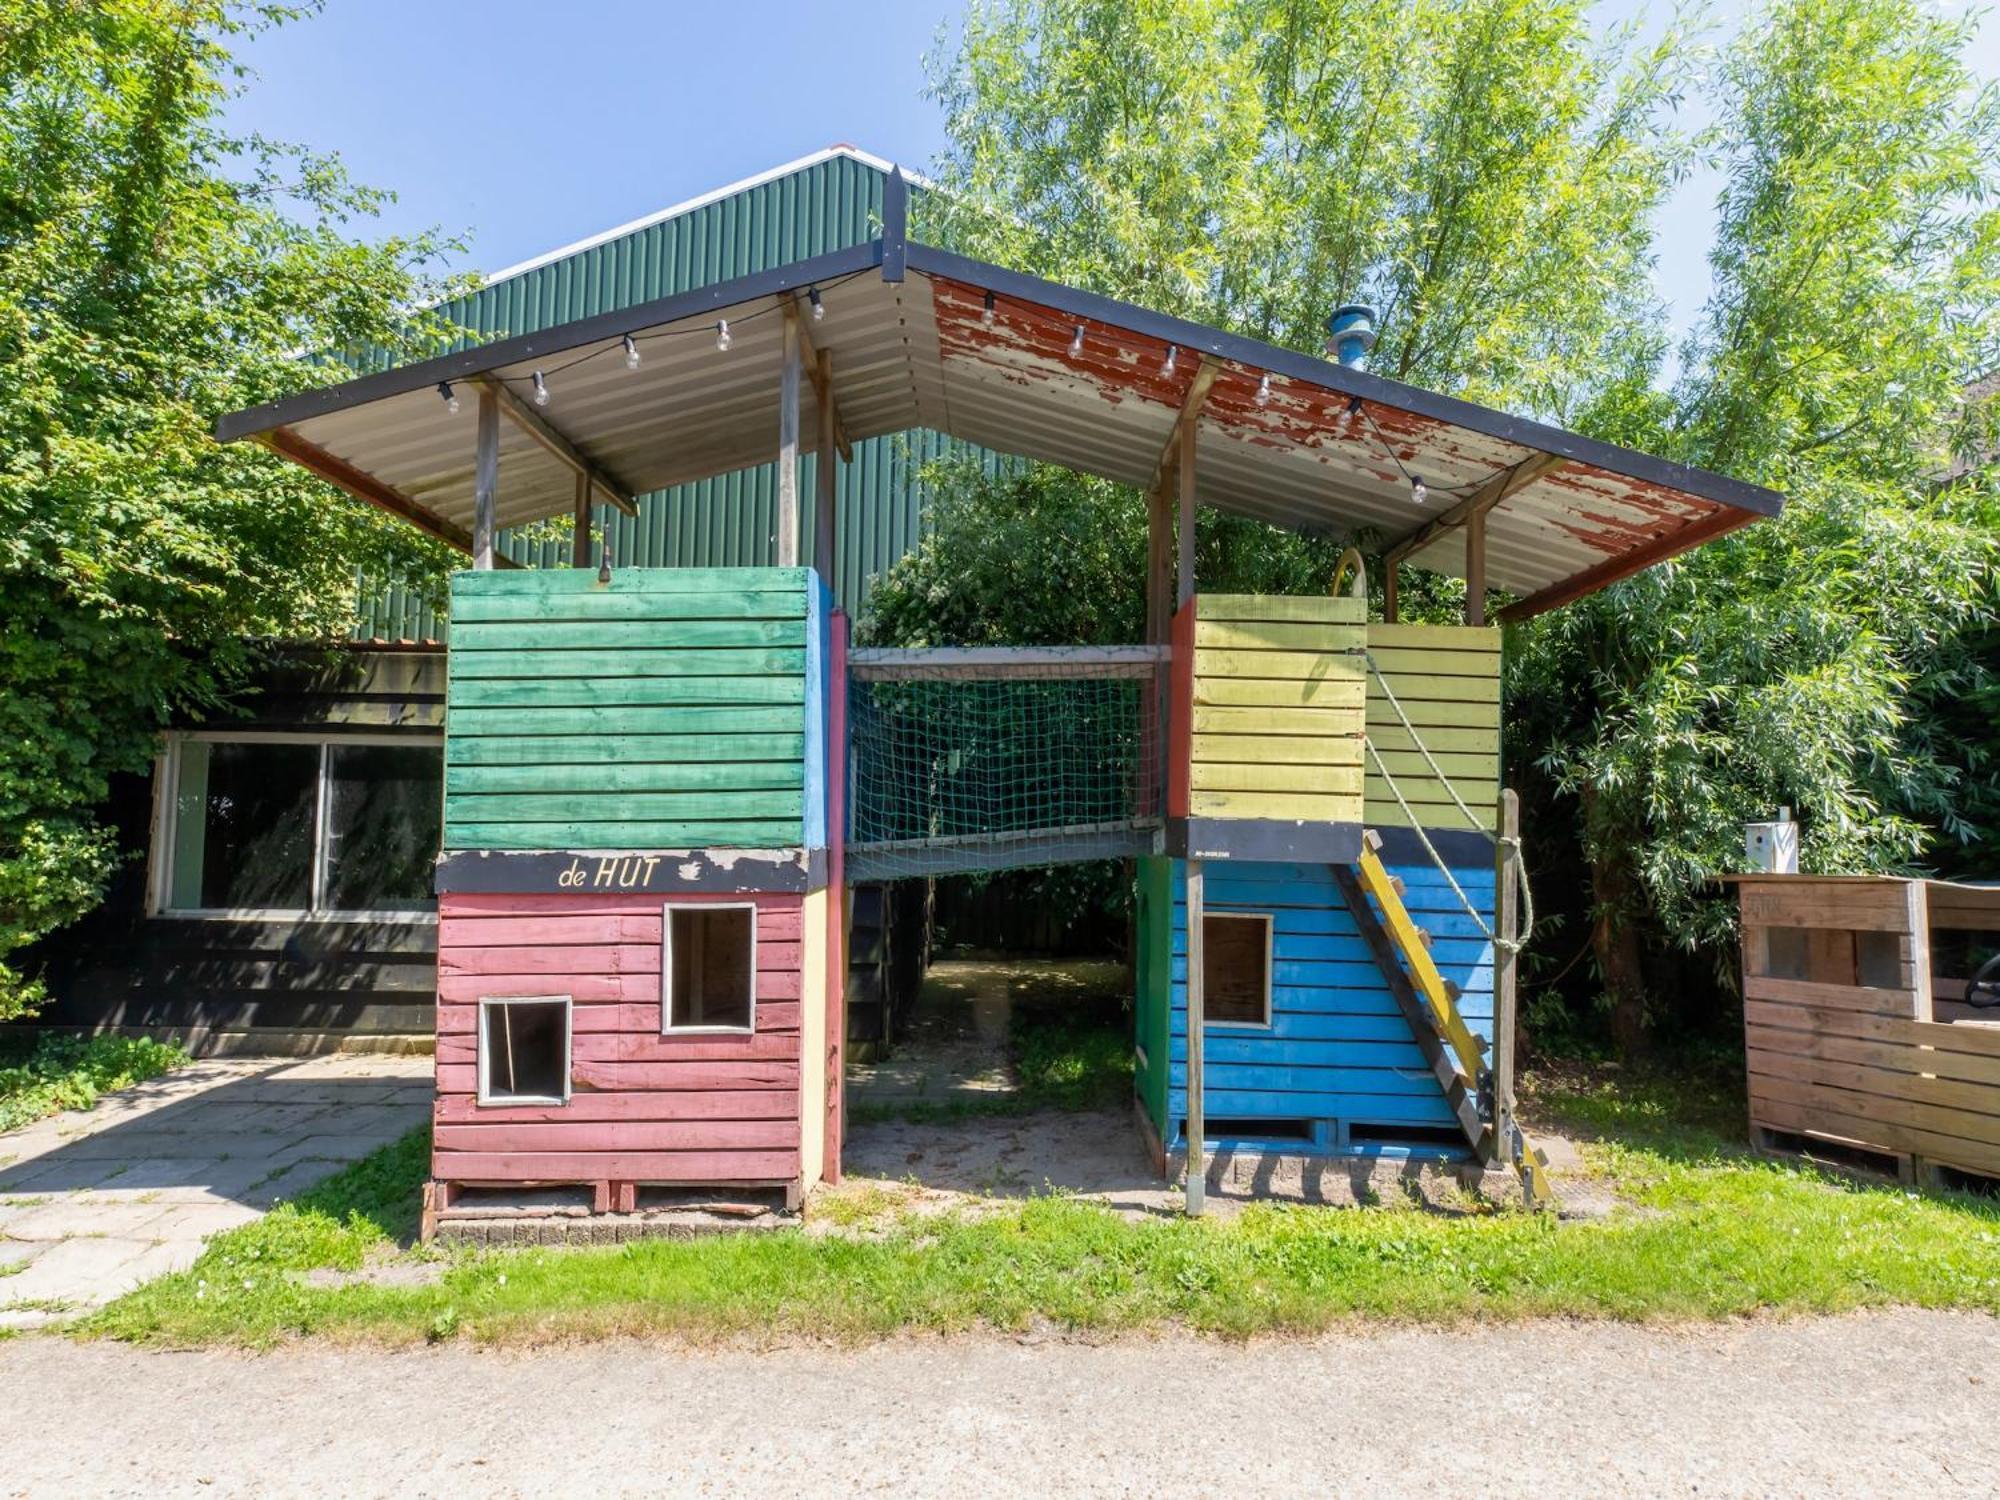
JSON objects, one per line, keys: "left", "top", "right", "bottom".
{"left": 623, "top": 334, "right": 641, "bottom": 370}
{"left": 438, "top": 380, "right": 458, "bottom": 415}
{"left": 1410, "top": 475, "right": 1427, "bottom": 506}
{"left": 1254, "top": 373, "right": 1271, "bottom": 407}
{"left": 808, "top": 287, "right": 824, "bottom": 323}
{"left": 1069, "top": 324, "right": 1085, "bottom": 358}
{"left": 532, "top": 371, "right": 549, "bottom": 407}
{"left": 1163, "top": 344, "right": 1178, "bottom": 376}
{"left": 716, "top": 319, "right": 732, "bottom": 352}
{"left": 981, "top": 290, "right": 995, "bottom": 327}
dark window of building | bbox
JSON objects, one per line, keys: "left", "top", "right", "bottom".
{"left": 664, "top": 905, "right": 756, "bottom": 1031}
{"left": 172, "top": 741, "right": 319, "bottom": 911}
{"left": 1203, "top": 913, "right": 1272, "bottom": 1026}
{"left": 324, "top": 744, "right": 442, "bottom": 911}
{"left": 479, "top": 996, "right": 570, "bottom": 1104}
{"left": 163, "top": 736, "right": 440, "bottom": 916}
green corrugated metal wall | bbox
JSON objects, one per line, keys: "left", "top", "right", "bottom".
{"left": 354, "top": 152, "right": 941, "bottom": 643}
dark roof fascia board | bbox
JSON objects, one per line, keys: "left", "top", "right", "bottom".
{"left": 902, "top": 241, "right": 1784, "bottom": 521}
{"left": 213, "top": 241, "right": 884, "bottom": 444}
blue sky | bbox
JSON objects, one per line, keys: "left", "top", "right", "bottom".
{"left": 222, "top": 1, "right": 1999, "bottom": 345}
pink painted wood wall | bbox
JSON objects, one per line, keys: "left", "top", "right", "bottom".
{"left": 434, "top": 890, "right": 803, "bottom": 1187}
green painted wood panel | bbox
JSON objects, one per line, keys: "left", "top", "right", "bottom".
{"left": 446, "top": 762, "right": 803, "bottom": 795}
{"left": 443, "top": 566, "right": 814, "bottom": 851}
{"left": 442, "top": 705, "right": 803, "bottom": 737}
{"left": 449, "top": 820, "right": 802, "bottom": 849}
{"left": 446, "top": 733, "right": 806, "bottom": 767}
{"left": 450, "top": 652, "right": 808, "bottom": 688}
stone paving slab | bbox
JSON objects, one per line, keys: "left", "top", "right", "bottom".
{"left": 0, "top": 1053, "right": 431, "bottom": 1320}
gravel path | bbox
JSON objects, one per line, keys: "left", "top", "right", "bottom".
{"left": 5, "top": 1310, "right": 1996, "bottom": 1497}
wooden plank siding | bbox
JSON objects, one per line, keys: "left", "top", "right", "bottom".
{"left": 1184, "top": 595, "right": 1367, "bottom": 824}
{"left": 1737, "top": 874, "right": 2000, "bottom": 1180}
{"left": 1362, "top": 622, "right": 1501, "bottom": 833}
{"left": 443, "top": 567, "right": 820, "bottom": 851}
{"left": 1165, "top": 858, "right": 1495, "bottom": 1147}
{"left": 433, "top": 890, "right": 806, "bottom": 1187}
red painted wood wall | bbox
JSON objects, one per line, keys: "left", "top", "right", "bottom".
{"left": 434, "top": 891, "right": 804, "bottom": 1187}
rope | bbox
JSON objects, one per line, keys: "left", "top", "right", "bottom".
{"left": 1362, "top": 648, "right": 1537, "bottom": 955}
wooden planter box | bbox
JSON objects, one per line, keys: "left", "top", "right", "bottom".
{"left": 1736, "top": 874, "right": 2000, "bottom": 1185}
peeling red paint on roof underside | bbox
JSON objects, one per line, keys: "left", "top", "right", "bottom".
{"left": 928, "top": 273, "right": 1741, "bottom": 578}
{"left": 931, "top": 275, "right": 1518, "bottom": 491}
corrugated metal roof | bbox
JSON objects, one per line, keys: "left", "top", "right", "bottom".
{"left": 351, "top": 147, "right": 931, "bottom": 642}
{"left": 237, "top": 205, "right": 1782, "bottom": 619}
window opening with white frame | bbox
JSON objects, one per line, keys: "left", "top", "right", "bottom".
{"left": 662, "top": 903, "right": 757, "bottom": 1032}
{"left": 156, "top": 732, "right": 442, "bottom": 918}
{"left": 478, "top": 995, "right": 572, "bottom": 1105}
{"left": 1203, "top": 913, "right": 1273, "bottom": 1027}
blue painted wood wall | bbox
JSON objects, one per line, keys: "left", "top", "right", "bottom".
{"left": 1166, "top": 857, "right": 1495, "bottom": 1152}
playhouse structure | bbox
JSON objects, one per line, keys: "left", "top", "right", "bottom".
{"left": 217, "top": 169, "right": 1783, "bottom": 1223}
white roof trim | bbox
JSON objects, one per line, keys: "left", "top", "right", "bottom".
{"left": 478, "top": 145, "right": 930, "bottom": 289}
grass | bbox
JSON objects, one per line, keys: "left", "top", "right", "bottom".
{"left": 0, "top": 1033, "right": 189, "bottom": 1134}
{"left": 85, "top": 1065, "right": 2000, "bottom": 1349}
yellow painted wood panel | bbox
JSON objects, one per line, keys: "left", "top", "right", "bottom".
{"left": 1364, "top": 780, "right": 1498, "bottom": 832}
{"left": 1195, "top": 648, "right": 1365, "bottom": 681}
{"left": 1189, "top": 788, "right": 1362, "bottom": 821}
{"left": 1367, "top": 623, "right": 1501, "bottom": 653}
{"left": 1199, "top": 594, "right": 1366, "bottom": 624}
{"left": 1194, "top": 620, "right": 1367, "bottom": 652}
{"left": 1194, "top": 705, "right": 1359, "bottom": 735}
{"left": 1367, "top": 646, "right": 1503, "bottom": 679}
{"left": 1368, "top": 680, "right": 1501, "bottom": 711}
{"left": 1364, "top": 693, "right": 1499, "bottom": 724}
{"left": 1368, "top": 748, "right": 1498, "bottom": 781}
{"left": 1190, "top": 762, "right": 1365, "bottom": 795}
{"left": 1196, "top": 676, "right": 1366, "bottom": 709}
{"left": 1366, "top": 725, "right": 1500, "bottom": 754}
{"left": 1192, "top": 733, "right": 1365, "bottom": 766}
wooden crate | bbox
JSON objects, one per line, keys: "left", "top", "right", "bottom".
{"left": 1737, "top": 874, "right": 2000, "bottom": 1183}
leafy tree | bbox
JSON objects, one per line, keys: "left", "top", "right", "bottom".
{"left": 925, "top": 0, "right": 1689, "bottom": 419}
{"left": 917, "top": 0, "right": 2000, "bottom": 1056}
{"left": 1510, "top": 0, "right": 2000, "bottom": 1050}
{"left": 0, "top": 1, "right": 463, "bottom": 1018}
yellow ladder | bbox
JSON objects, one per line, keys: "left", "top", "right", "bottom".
{"left": 1352, "top": 833, "right": 1555, "bottom": 1209}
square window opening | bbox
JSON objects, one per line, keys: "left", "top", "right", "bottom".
{"left": 1202, "top": 913, "right": 1272, "bottom": 1026}
{"left": 479, "top": 997, "right": 571, "bottom": 1105}
{"left": 664, "top": 905, "right": 756, "bottom": 1032}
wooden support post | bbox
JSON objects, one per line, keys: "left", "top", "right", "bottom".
{"left": 814, "top": 348, "right": 837, "bottom": 584}
{"left": 1145, "top": 482, "right": 1173, "bottom": 644}
{"left": 777, "top": 310, "right": 801, "bottom": 567}
{"left": 1494, "top": 789, "right": 1520, "bottom": 1167}
{"left": 473, "top": 384, "right": 499, "bottom": 571}
{"left": 1465, "top": 507, "right": 1487, "bottom": 627}
{"left": 1177, "top": 412, "right": 1197, "bottom": 607}
{"left": 571, "top": 470, "right": 591, "bottom": 570}
{"left": 1185, "top": 857, "right": 1206, "bottom": 1216}
{"left": 1383, "top": 560, "right": 1399, "bottom": 624}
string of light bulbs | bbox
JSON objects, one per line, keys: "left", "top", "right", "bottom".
{"left": 433, "top": 266, "right": 873, "bottom": 416}
{"left": 438, "top": 271, "right": 1527, "bottom": 510}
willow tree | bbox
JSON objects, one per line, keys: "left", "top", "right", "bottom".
{"left": 924, "top": 0, "right": 1688, "bottom": 419}
{"left": 918, "top": 0, "right": 2000, "bottom": 1054}
{"left": 1509, "top": 0, "right": 2000, "bottom": 1049}
{"left": 0, "top": 1, "right": 464, "bottom": 1017}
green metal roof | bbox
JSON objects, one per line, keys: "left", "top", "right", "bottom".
{"left": 354, "top": 148, "right": 941, "bottom": 643}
